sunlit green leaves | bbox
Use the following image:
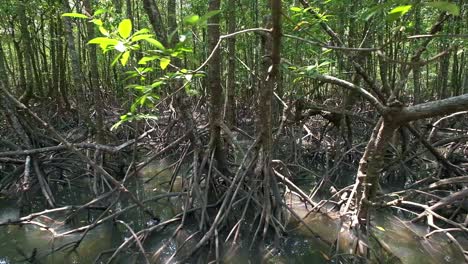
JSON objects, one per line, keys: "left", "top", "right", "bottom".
{"left": 151, "top": 81, "right": 165, "bottom": 88}
{"left": 131, "top": 34, "right": 154, "bottom": 42}
{"left": 98, "top": 26, "right": 110, "bottom": 37}
{"left": 92, "top": 19, "right": 103, "bottom": 26}
{"left": 426, "top": 1, "right": 460, "bottom": 16}
{"left": 88, "top": 37, "right": 119, "bottom": 50}
{"left": 86, "top": 15, "right": 201, "bottom": 130}
{"left": 138, "top": 55, "right": 159, "bottom": 65}
{"left": 111, "top": 113, "right": 158, "bottom": 131}
{"left": 288, "top": 5, "right": 331, "bottom": 32}
{"left": 159, "top": 57, "right": 170, "bottom": 70}
{"left": 120, "top": 51, "right": 130, "bottom": 66}
{"left": 118, "top": 19, "right": 132, "bottom": 39}
{"left": 62, "top": 13, "right": 88, "bottom": 19}
{"left": 183, "top": 15, "right": 200, "bottom": 25}
{"left": 180, "top": 11, "right": 221, "bottom": 28}
{"left": 133, "top": 28, "right": 151, "bottom": 35}
{"left": 290, "top": 6, "right": 302, "bottom": 12}
{"left": 387, "top": 5, "right": 412, "bottom": 22}
{"left": 144, "top": 38, "right": 165, "bottom": 50}
{"left": 389, "top": 5, "right": 412, "bottom": 15}
{"left": 360, "top": 1, "right": 460, "bottom": 23}
{"left": 94, "top": 9, "right": 107, "bottom": 16}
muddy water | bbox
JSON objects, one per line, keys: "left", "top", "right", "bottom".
{"left": 285, "top": 192, "right": 466, "bottom": 264}
{"left": 1, "top": 160, "right": 464, "bottom": 263}
{"left": 0, "top": 160, "right": 328, "bottom": 263}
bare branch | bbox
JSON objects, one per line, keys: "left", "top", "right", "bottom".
{"left": 398, "top": 94, "right": 468, "bottom": 123}
{"left": 314, "top": 74, "right": 386, "bottom": 113}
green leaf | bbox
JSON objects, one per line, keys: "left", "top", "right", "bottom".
{"left": 389, "top": 5, "right": 412, "bottom": 15}
{"left": 120, "top": 51, "right": 130, "bottom": 66}
{"left": 88, "top": 37, "right": 119, "bottom": 49}
{"left": 130, "top": 100, "right": 139, "bottom": 112}
{"left": 98, "top": 26, "right": 109, "bottom": 36}
{"left": 91, "top": 18, "right": 103, "bottom": 26}
{"left": 62, "top": 13, "right": 88, "bottom": 19}
{"left": 139, "top": 94, "right": 148, "bottom": 106}
{"left": 120, "top": 114, "right": 129, "bottom": 121}
{"left": 131, "top": 34, "right": 154, "bottom": 42}
{"left": 118, "top": 19, "right": 132, "bottom": 39}
{"left": 94, "top": 9, "right": 107, "bottom": 16}
{"left": 133, "top": 28, "right": 151, "bottom": 36}
{"left": 290, "top": 7, "right": 302, "bottom": 12}
{"left": 160, "top": 57, "right": 170, "bottom": 70}
{"left": 387, "top": 5, "right": 412, "bottom": 22}
{"left": 138, "top": 55, "right": 159, "bottom": 65}
{"left": 183, "top": 15, "right": 200, "bottom": 25}
{"left": 88, "top": 37, "right": 117, "bottom": 45}
{"left": 111, "top": 53, "right": 122, "bottom": 66}
{"left": 151, "top": 81, "right": 164, "bottom": 88}
{"left": 199, "top": 10, "right": 222, "bottom": 23}
{"left": 127, "top": 84, "right": 146, "bottom": 91}
{"left": 426, "top": 2, "right": 460, "bottom": 16}
{"left": 144, "top": 38, "right": 165, "bottom": 50}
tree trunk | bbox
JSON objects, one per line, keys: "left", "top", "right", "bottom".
{"left": 225, "top": 0, "right": 237, "bottom": 129}
{"left": 49, "top": 18, "right": 58, "bottom": 99}
{"left": 83, "top": 0, "right": 104, "bottom": 144}
{"left": 83, "top": 0, "right": 105, "bottom": 195}
{"left": 142, "top": 0, "right": 167, "bottom": 46}
{"left": 62, "top": 0, "right": 85, "bottom": 108}
{"left": 412, "top": 1, "right": 422, "bottom": 104}
{"left": 355, "top": 92, "right": 468, "bottom": 220}
{"left": 356, "top": 118, "right": 398, "bottom": 220}
{"left": 167, "top": 0, "right": 202, "bottom": 154}
{"left": 17, "top": 0, "right": 35, "bottom": 103}
{"left": 57, "top": 19, "right": 70, "bottom": 110}
{"left": 254, "top": 0, "right": 282, "bottom": 237}
{"left": 207, "top": 0, "right": 227, "bottom": 171}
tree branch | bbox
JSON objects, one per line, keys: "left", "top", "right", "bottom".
{"left": 314, "top": 74, "right": 386, "bottom": 113}
{"left": 398, "top": 94, "right": 468, "bottom": 123}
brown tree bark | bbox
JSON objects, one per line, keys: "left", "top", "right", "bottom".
{"left": 318, "top": 72, "right": 468, "bottom": 221}
{"left": 83, "top": 0, "right": 104, "bottom": 144}
{"left": 253, "top": 0, "right": 283, "bottom": 237}
{"left": 207, "top": 0, "right": 227, "bottom": 171}
{"left": 142, "top": 0, "right": 167, "bottom": 46}
{"left": 56, "top": 18, "right": 70, "bottom": 110}
{"left": 62, "top": 0, "right": 85, "bottom": 106}
{"left": 83, "top": 0, "right": 105, "bottom": 195}
{"left": 17, "top": 0, "right": 35, "bottom": 103}
{"left": 49, "top": 18, "right": 58, "bottom": 99}
{"left": 225, "top": 0, "right": 237, "bottom": 129}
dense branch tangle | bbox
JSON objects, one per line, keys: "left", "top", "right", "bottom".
{"left": 0, "top": 0, "right": 467, "bottom": 263}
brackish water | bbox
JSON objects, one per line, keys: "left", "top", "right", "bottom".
{"left": 0, "top": 161, "right": 330, "bottom": 264}
{"left": 0, "top": 161, "right": 465, "bottom": 263}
